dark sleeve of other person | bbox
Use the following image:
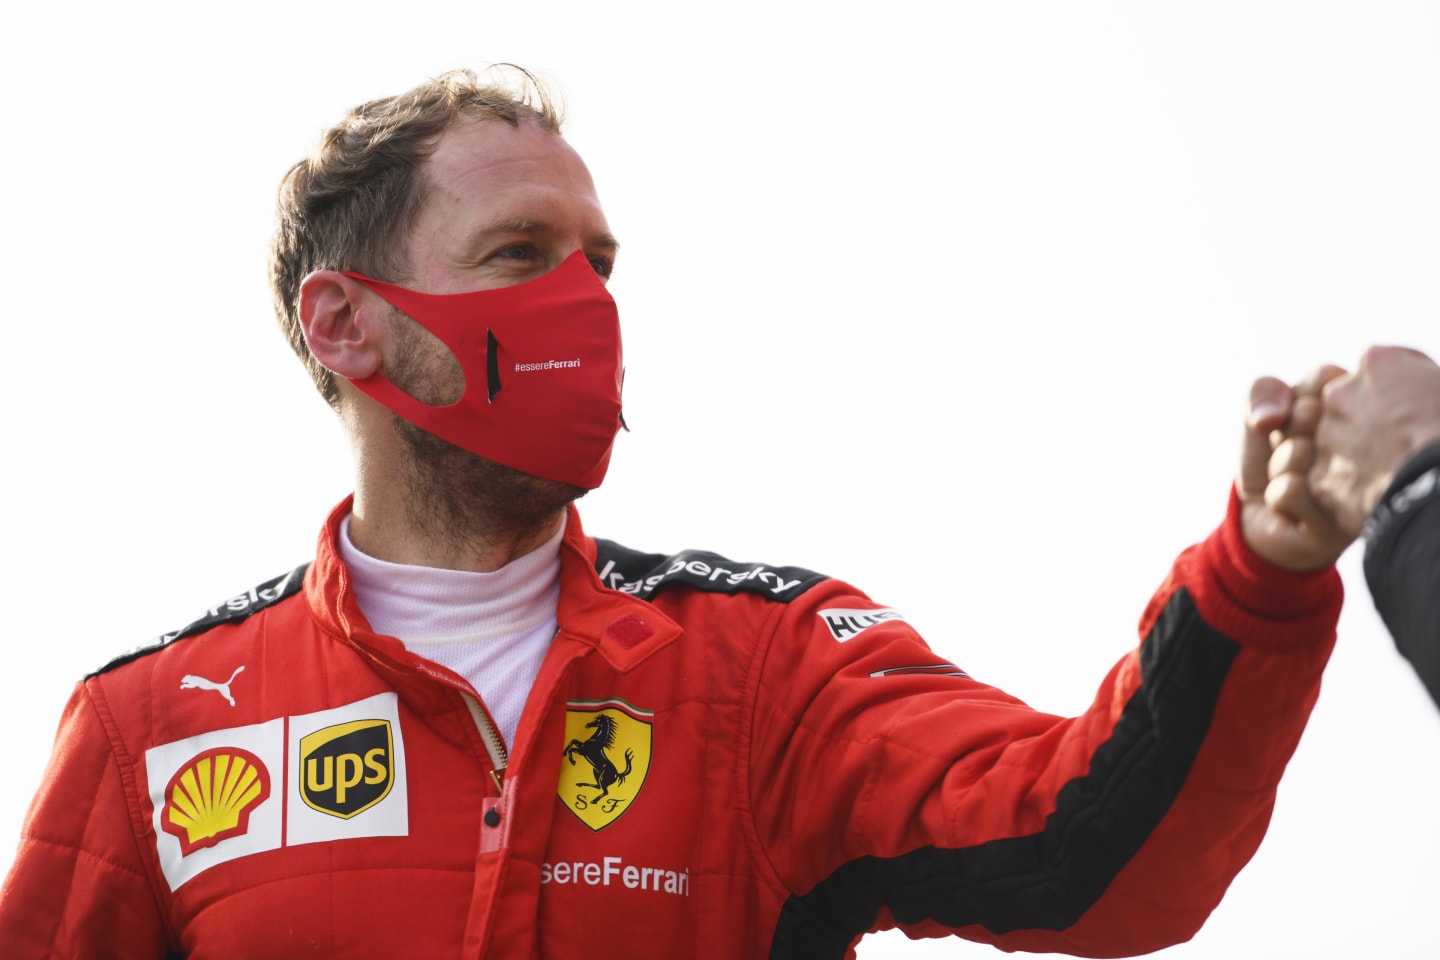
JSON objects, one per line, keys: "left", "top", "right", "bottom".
{"left": 1364, "top": 440, "right": 1440, "bottom": 710}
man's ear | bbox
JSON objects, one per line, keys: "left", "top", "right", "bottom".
{"left": 298, "top": 271, "right": 387, "bottom": 380}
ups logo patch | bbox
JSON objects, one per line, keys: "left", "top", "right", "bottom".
{"left": 559, "top": 700, "right": 653, "bottom": 831}
{"left": 300, "top": 719, "right": 395, "bottom": 819}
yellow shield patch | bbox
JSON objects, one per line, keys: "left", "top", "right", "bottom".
{"left": 558, "top": 699, "right": 653, "bottom": 831}
{"left": 298, "top": 718, "right": 395, "bottom": 820}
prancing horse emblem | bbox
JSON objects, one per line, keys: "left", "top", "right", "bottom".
{"left": 558, "top": 701, "right": 653, "bottom": 831}
{"left": 564, "top": 714, "right": 633, "bottom": 802}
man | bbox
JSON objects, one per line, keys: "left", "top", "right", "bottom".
{"left": 0, "top": 67, "right": 1352, "bottom": 958}
{"left": 1307, "top": 345, "right": 1440, "bottom": 708}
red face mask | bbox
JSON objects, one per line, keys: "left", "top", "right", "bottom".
{"left": 343, "top": 251, "right": 624, "bottom": 490}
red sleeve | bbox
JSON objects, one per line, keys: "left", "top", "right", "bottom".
{"left": 747, "top": 490, "right": 1340, "bottom": 957}
{"left": 0, "top": 683, "right": 171, "bottom": 959}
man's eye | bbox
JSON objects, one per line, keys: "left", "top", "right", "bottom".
{"left": 498, "top": 244, "right": 532, "bottom": 261}
{"left": 588, "top": 256, "right": 614, "bottom": 279}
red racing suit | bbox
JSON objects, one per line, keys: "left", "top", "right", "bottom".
{"left": 0, "top": 492, "right": 1340, "bottom": 958}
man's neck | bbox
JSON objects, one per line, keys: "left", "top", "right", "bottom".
{"left": 346, "top": 491, "right": 567, "bottom": 572}
{"left": 341, "top": 400, "right": 583, "bottom": 572}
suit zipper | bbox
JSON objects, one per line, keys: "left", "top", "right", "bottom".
{"left": 462, "top": 693, "right": 508, "bottom": 796}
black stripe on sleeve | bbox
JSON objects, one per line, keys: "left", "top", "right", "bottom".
{"left": 767, "top": 586, "right": 1240, "bottom": 958}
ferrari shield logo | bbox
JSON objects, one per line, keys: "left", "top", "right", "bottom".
{"left": 559, "top": 699, "right": 653, "bottom": 831}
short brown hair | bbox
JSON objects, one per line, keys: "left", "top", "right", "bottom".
{"left": 269, "top": 66, "right": 563, "bottom": 406}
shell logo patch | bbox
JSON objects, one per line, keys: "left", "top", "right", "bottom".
{"left": 161, "top": 747, "right": 271, "bottom": 855}
{"left": 299, "top": 719, "right": 395, "bottom": 819}
{"left": 558, "top": 699, "right": 653, "bottom": 831}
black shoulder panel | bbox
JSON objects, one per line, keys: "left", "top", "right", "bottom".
{"left": 88, "top": 563, "right": 310, "bottom": 678}
{"left": 592, "top": 539, "right": 828, "bottom": 604}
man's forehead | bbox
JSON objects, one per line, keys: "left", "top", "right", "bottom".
{"left": 405, "top": 116, "right": 615, "bottom": 260}
{"left": 424, "top": 116, "right": 587, "bottom": 184}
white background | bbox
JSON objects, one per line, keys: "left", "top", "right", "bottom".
{"left": 2, "top": 1, "right": 1437, "bottom": 956}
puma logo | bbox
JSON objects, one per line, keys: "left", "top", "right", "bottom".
{"left": 179, "top": 666, "right": 246, "bottom": 707}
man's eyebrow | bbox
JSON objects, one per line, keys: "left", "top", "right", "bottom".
{"left": 479, "top": 218, "right": 620, "bottom": 253}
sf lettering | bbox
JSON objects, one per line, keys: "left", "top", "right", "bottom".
{"left": 573, "top": 793, "right": 628, "bottom": 815}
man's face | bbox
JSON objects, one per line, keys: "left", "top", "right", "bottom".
{"left": 378, "top": 117, "right": 618, "bottom": 536}
{"left": 382, "top": 116, "right": 617, "bottom": 406}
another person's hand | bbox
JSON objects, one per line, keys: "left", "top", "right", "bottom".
{"left": 1310, "top": 346, "right": 1440, "bottom": 539}
{"left": 1239, "top": 367, "right": 1355, "bottom": 570}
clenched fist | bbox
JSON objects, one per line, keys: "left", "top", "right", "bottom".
{"left": 1238, "top": 368, "right": 1354, "bottom": 570}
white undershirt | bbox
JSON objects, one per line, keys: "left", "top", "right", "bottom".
{"left": 337, "top": 514, "right": 563, "bottom": 750}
